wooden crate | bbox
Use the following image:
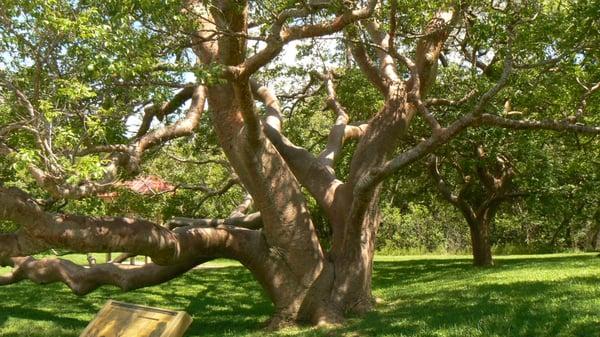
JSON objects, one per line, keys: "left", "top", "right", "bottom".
{"left": 79, "top": 300, "right": 192, "bottom": 337}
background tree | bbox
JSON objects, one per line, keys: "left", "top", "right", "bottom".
{"left": 428, "top": 145, "right": 525, "bottom": 266}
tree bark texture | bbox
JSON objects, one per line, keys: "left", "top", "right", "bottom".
{"left": 469, "top": 218, "right": 494, "bottom": 267}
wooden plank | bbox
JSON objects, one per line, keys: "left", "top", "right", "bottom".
{"left": 79, "top": 300, "right": 192, "bottom": 337}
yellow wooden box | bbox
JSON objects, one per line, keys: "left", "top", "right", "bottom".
{"left": 79, "top": 300, "right": 192, "bottom": 337}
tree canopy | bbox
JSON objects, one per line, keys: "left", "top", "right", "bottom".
{"left": 1, "top": 0, "right": 599, "bottom": 328}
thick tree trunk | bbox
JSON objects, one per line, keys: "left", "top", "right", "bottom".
{"left": 324, "top": 81, "right": 411, "bottom": 313}
{"left": 330, "top": 196, "right": 380, "bottom": 315}
{"left": 469, "top": 219, "right": 493, "bottom": 267}
{"left": 204, "top": 81, "right": 336, "bottom": 327}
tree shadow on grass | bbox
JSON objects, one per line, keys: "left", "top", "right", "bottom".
{"left": 308, "top": 255, "right": 600, "bottom": 337}
{"left": 334, "top": 276, "right": 600, "bottom": 337}
{"left": 182, "top": 268, "right": 273, "bottom": 336}
{"left": 0, "top": 255, "right": 598, "bottom": 337}
{"left": 0, "top": 281, "right": 99, "bottom": 329}
{"left": 0, "top": 265, "right": 270, "bottom": 337}
{"left": 373, "top": 254, "right": 599, "bottom": 290}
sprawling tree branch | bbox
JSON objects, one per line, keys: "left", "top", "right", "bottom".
{"left": 0, "top": 82, "right": 207, "bottom": 200}
{"left": 0, "top": 186, "right": 257, "bottom": 265}
{"left": 425, "top": 89, "right": 478, "bottom": 107}
{"left": 414, "top": 9, "right": 458, "bottom": 96}
{"left": 428, "top": 155, "right": 476, "bottom": 221}
{"left": 136, "top": 86, "right": 197, "bottom": 138}
{"left": 0, "top": 256, "right": 203, "bottom": 295}
{"left": 166, "top": 212, "right": 262, "bottom": 230}
{"left": 235, "top": 0, "right": 378, "bottom": 77}
{"left": 317, "top": 71, "right": 354, "bottom": 170}
{"left": 575, "top": 80, "right": 600, "bottom": 121}
{"left": 251, "top": 81, "right": 343, "bottom": 215}
{"left": 479, "top": 114, "right": 600, "bottom": 134}
{"left": 361, "top": 109, "right": 600, "bottom": 193}
{"left": 364, "top": 20, "right": 400, "bottom": 83}
{"left": 135, "top": 85, "right": 207, "bottom": 155}
{"left": 347, "top": 32, "right": 388, "bottom": 94}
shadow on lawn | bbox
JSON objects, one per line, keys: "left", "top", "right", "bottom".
{"left": 318, "top": 255, "right": 600, "bottom": 337}
{"left": 0, "top": 266, "right": 273, "bottom": 337}
{"left": 0, "top": 255, "right": 598, "bottom": 337}
{"left": 337, "top": 276, "right": 600, "bottom": 337}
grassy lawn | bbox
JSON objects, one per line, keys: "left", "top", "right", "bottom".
{"left": 0, "top": 253, "right": 599, "bottom": 337}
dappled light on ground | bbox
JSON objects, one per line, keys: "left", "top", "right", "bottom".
{"left": 0, "top": 254, "right": 598, "bottom": 337}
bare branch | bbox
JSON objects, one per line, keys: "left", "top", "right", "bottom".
{"left": 364, "top": 20, "right": 400, "bottom": 83}
{"left": 264, "top": 123, "right": 343, "bottom": 216}
{"left": 166, "top": 212, "right": 262, "bottom": 230}
{"left": 427, "top": 155, "right": 476, "bottom": 221}
{"left": 473, "top": 38, "right": 513, "bottom": 115}
{"left": 110, "top": 252, "right": 136, "bottom": 264}
{"left": 136, "top": 85, "right": 207, "bottom": 154}
{"left": 474, "top": 145, "right": 498, "bottom": 192}
{"left": 0, "top": 256, "right": 203, "bottom": 295}
{"left": 136, "top": 86, "right": 196, "bottom": 138}
{"left": 359, "top": 109, "right": 600, "bottom": 193}
{"left": 251, "top": 81, "right": 343, "bottom": 214}
{"left": 479, "top": 114, "right": 600, "bottom": 134}
{"left": 76, "top": 144, "right": 132, "bottom": 156}
{"left": 425, "top": 89, "right": 478, "bottom": 107}
{"left": 229, "top": 193, "right": 253, "bottom": 217}
{"left": 235, "top": 0, "right": 378, "bottom": 77}
{"left": 388, "top": 47, "right": 441, "bottom": 131}
{"left": 0, "top": 186, "right": 256, "bottom": 265}
{"left": 317, "top": 71, "right": 351, "bottom": 169}
{"left": 575, "top": 81, "right": 600, "bottom": 121}
{"left": 414, "top": 9, "right": 458, "bottom": 96}
{"left": 250, "top": 80, "right": 283, "bottom": 132}
{"left": 347, "top": 33, "right": 388, "bottom": 94}
{"left": 234, "top": 80, "right": 262, "bottom": 147}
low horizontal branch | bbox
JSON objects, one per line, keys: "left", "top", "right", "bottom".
{"left": 166, "top": 212, "right": 262, "bottom": 230}
{"left": 0, "top": 186, "right": 260, "bottom": 265}
{"left": 0, "top": 256, "right": 202, "bottom": 295}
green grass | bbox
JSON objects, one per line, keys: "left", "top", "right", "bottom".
{"left": 1, "top": 254, "right": 599, "bottom": 336}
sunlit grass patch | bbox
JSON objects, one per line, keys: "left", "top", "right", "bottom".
{"left": 0, "top": 253, "right": 598, "bottom": 337}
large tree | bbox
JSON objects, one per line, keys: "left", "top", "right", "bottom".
{"left": 1, "top": 0, "right": 599, "bottom": 328}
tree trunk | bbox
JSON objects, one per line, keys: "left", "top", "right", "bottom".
{"left": 330, "top": 195, "right": 381, "bottom": 315}
{"left": 469, "top": 219, "right": 493, "bottom": 267}
{"left": 565, "top": 223, "right": 573, "bottom": 249}
{"left": 325, "top": 83, "right": 411, "bottom": 314}
{"left": 550, "top": 204, "right": 585, "bottom": 247}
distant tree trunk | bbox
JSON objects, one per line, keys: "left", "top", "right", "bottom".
{"left": 565, "top": 224, "right": 573, "bottom": 249}
{"left": 549, "top": 204, "right": 583, "bottom": 248}
{"left": 588, "top": 209, "right": 600, "bottom": 251}
{"left": 468, "top": 218, "right": 493, "bottom": 267}
{"left": 86, "top": 253, "right": 97, "bottom": 266}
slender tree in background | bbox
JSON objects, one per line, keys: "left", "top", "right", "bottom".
{"left": 1, "top": 0, "right": 599, "bottom": 328}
